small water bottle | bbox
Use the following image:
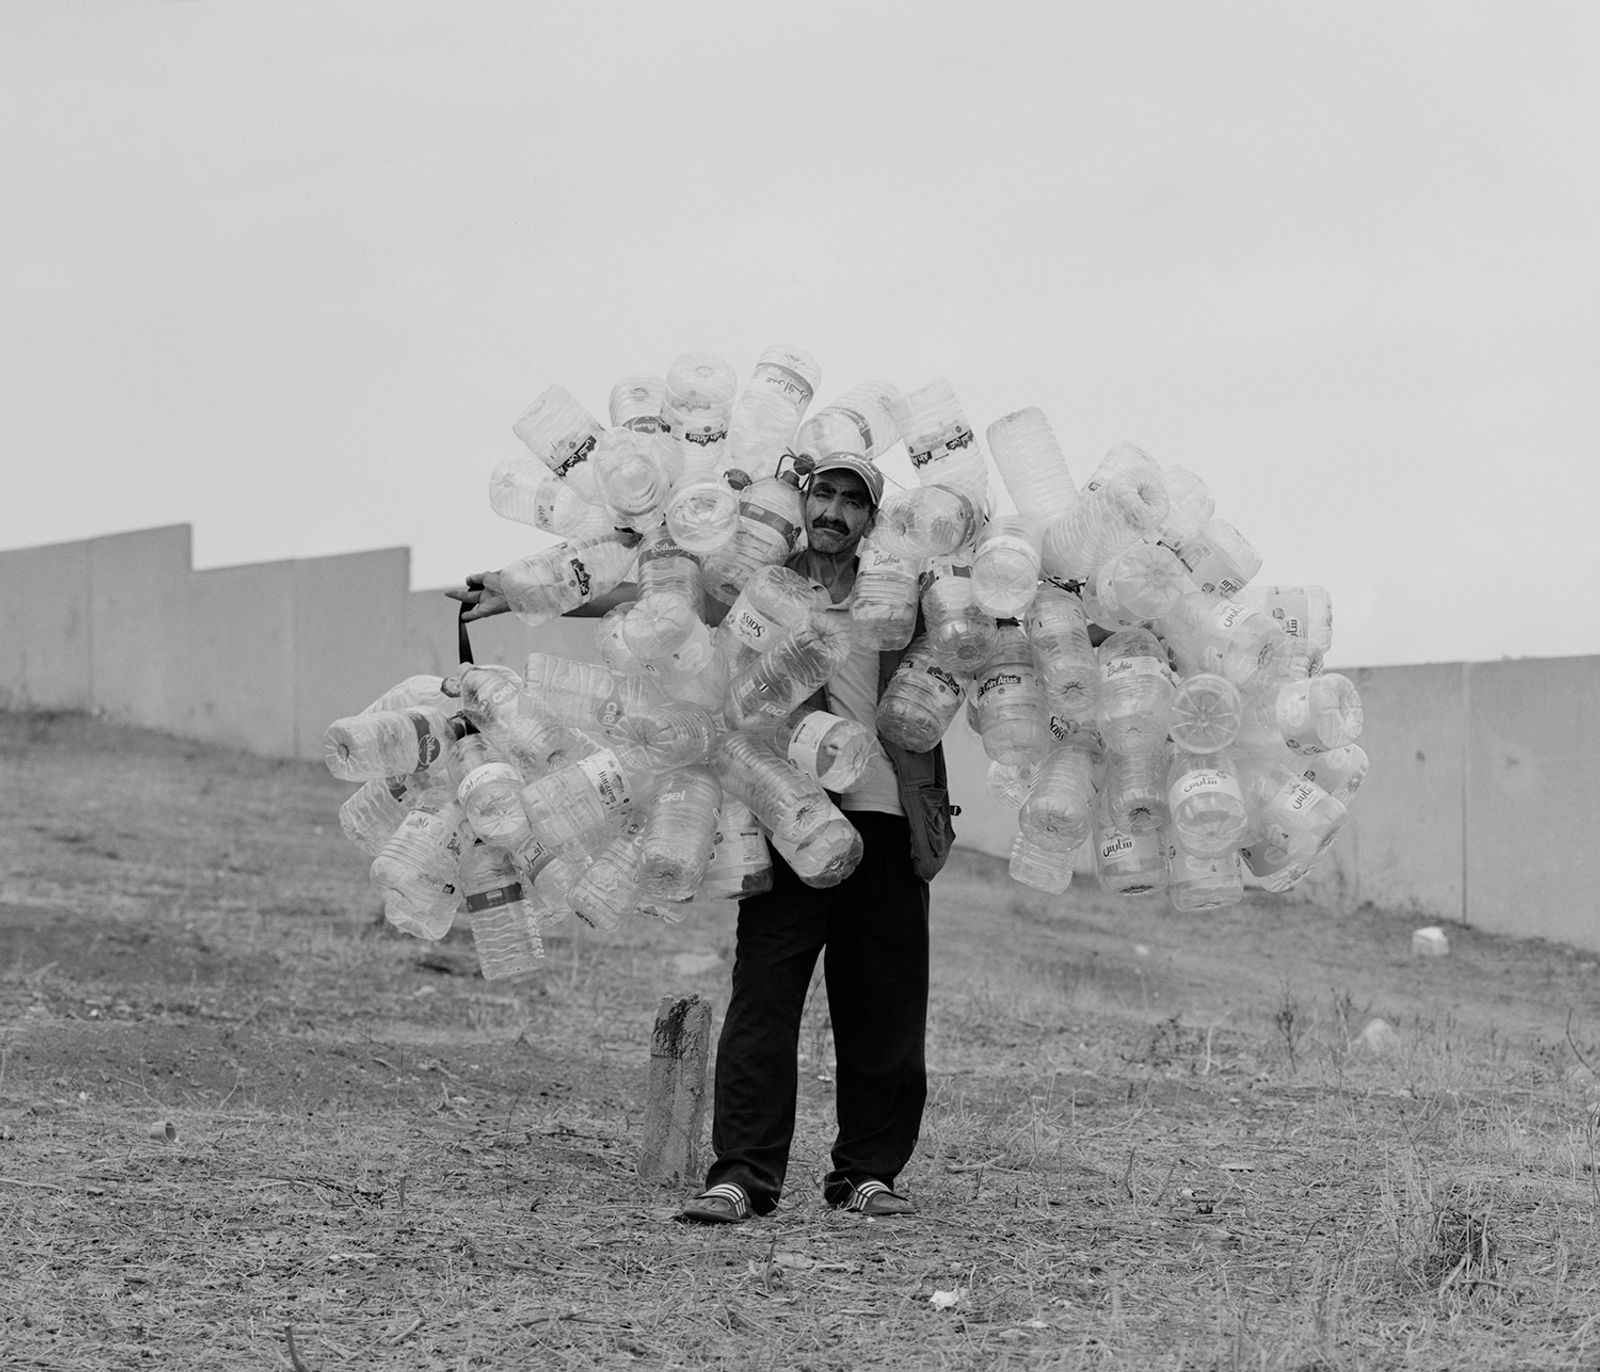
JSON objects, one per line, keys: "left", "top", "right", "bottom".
{"left": 370, "top": 794, "right": 470, "bottom": 939}
{"left": 459, "top": 841, "right": 546, "bottom": 979}
{"left": 1166, "top": 749, "right": 1249, "bottom": 858}
{"left": 338, "top": 772, "right": 432, "bottom": 856}
{"left": 875, "top": 635, "right": 972, "bottom": 753}
{"left": 324, "top": 706, "right": 459, "bottom": 782}
{"left": 700, "top": 798, "right": 774, "bottom": 899}
{"left": 1166, "top": 837, "right": 1245, "bottom": 912}
{"left": 849, "top": 531, "right": 921, "bottom": 651}
{"left": 921, "top": 560, "right": 998, "bottom": 672}
{"left": 1095, "top": 626, "right": 1175, "bottom": 756}
{"left": 638, "top": 764, "right": 723, "bottom": 900}
{"left": 972, "top": 515, "right": 1044, "bottom": 619}
{"left": 511, "top": 384, "right": 607, "bottom": 503}
{"left": 724, "top": 611, "right": 853, "bottom": 730}
{"left": 985, "top": 407, "right": 1079, "bottom": 524}
{"left": 499, "top": 530, "right": 639, "bottom": 626}
{"left": 972, "top": 621, "right": 1050, "bottom": 766}
{"left": 891, "top": 377, "right": 989, "bottom": 507}
{"left": 874, "top": 485, "right": 980, "bottom": 561}
{"left": 795, "top": 381, "right": 903, "bottom": 464}
{"left": 1009, "top": 834, "right": 1076, "bottom": 894}
{"left": 1018, "top": 732, "right": 1101, "bottom": 854}
{"left": 1092, "top": 791, "right": 1168, "bottom": 897}
{"left": 1168, "top": 672, "right": 1243, "bottom": 753}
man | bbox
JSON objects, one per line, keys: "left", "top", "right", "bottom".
{"left": 451, "top": 454, "right": 956, "bottom": 1224}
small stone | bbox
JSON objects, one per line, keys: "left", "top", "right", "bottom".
{"left": 1411, "top": 926, "right": 1450, "bottom": 957}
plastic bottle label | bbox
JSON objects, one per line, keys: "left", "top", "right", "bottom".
{"left": 458, "top": 761, "right": 522, "bottom": 808}
{"left": 682, "top": 423, "right": 728, "bottom": 447}
{"left": 622, "top": 414, "right": 667, "bottom": 433}
{"left": 740, "top": 502, "right": 800, "bottom": 544}
{"left": 465, "top": 881, "right": 524, "bottom": 914}
{"left": 576, "top": 749, "right": 633, "bottom": 816}
{"left": 1100, "top": 656, "right": 1167, "bottom": 686}
{"left": 560, "top": 555, "right": 595, "bottom": 604}
{"left": 552, "top": 431, "right": 598, "bottom": 479}
{"left": 977, "top": 669, "right": 1033, "bottom": 704}
{"left": 1168, "top": 770, "right": 1242, "bottom": 811}
{"left": 907, "top": 426, "right": 976, "bottom": 471}
{"left": 829, "top": 404, "right": 877, "bottom": 453}
{"left": 592, "top": 688, "right": 627, "bottom": 731}
{"left": 1207, "top": 600, "right": 1252, "bottom": 634}
{"left": 728, "top": 604, "right": 782, "bottom": 651}
{"left": 913, "top": 659, "right": 967, "bottom": 701}
{"left": 753, "top": 362, "right": 814, "bottom": 409}
{"left": 921, "top": 561, "right": 973, "bottom": 593}
{"left": 786, "top": 711, "right": 841, "bottom": 777}
{"left": 861, "top": 544, "right": 916, "bottom": 575}
{"left": 405, "top": 710, "right": 444, "bottom": 769}
{"left": 1099, "top": 832, "right": 1135, "bottom": 861}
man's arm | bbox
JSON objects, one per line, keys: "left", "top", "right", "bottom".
{"left": 444, "top": 571, "right": 638, "bottom": 622}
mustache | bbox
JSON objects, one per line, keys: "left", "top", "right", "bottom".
{"left": 812, "top": 518, "right": 849, "bottom": 534}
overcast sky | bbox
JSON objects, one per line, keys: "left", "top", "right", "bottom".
{"left": 4, "top": 2, "right": 1596, "bottom": 669}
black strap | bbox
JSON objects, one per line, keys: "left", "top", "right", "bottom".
{"left": 457, "top": 601, "right": 475, "bottom": 666}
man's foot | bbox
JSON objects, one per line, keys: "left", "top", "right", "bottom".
{"left": 832, "top": 1179, "right": 916, "bottom": 1217}
{"left": 675, "top": 1182, "right": 753, "bottom": 1224}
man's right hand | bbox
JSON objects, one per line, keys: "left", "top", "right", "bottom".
{"left": 446, "top": 570, "right": 510, "bottom": 622}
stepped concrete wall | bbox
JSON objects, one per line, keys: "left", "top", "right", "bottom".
{"left": 1, "top": 523, "right": 1592, "bottom": 951}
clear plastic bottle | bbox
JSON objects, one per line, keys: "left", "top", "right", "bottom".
{"left": 638, "top": 764, "right": 723, "bottom": 901}
{"left": 662, "top": 352, "right": 738, "bottom": 461}
{"left": 1152, "top": 465, "right": 1214, "bottom": 554}
{"left": 488, "top": 459, "right": 609, "bottom": 538}
{"left": 1295, "top": 743, "right": 1369, "bottom": 805}
{"left": 874, "top": 485, "right": 980, "bottom": 562}
{"left": 1157, "top": 590, "right": 1288, "bottom": 688}
{"left": 891, "top": 377, "right": 989, "bottom": 507}
{"left": 701, "top": 470, "right": 806, "bottom": 606}
{"left": 1166, "top": 749, "right": 1249, "bottom": 858}
{"left": 760, "top": 705, "right": 881, "bottom": 792}
{"left": 1103, "top": 744, "right": 1172, "bottom": 835}
{"left": 665, "top": 471, "right": 741, "bottom": 556}
{"left": 986, "top": 759, "right": 1038, "bottom": 810}
{"left": 1086, "top": 541, "right": 1187, "bottom": 627}
{"left": 1166, "top": 838, "right": 1244, "bottom": 912}
{"left": 1177, "top": 517, "right": 1262, "bottom": 599}
{"left": 849, "top": 531, "right": 921, "bottom": 651}
{"left": 1018, "top": 733, "right": 1101, "bottom": 853}
{"left": 771, "top": 807, "right": 864, "bottom": 888}
{"left": 972, "top": 515, "right": 1044, "bottom": 619}
{"left": 324, "top": 706, "right": 458, "bottom": 783}
{"left": 459, "top": 841, "right": 546, "bottom": 979}
{"left": 609, "top": 374, "right": 669, "bottom": 432}
{"left": 712, "top": 564, "right": 820, "bottom": 669}
{"left": 1041, "top": 468, "right": 1170, "bottom": 584}
{"left": 748, "top": 343, "right": 821, "bottom": 414}
{"left": 1096, "top": 626, "right": 1175, "bottom": 756}
{"left": 1168, "top": 672, "right": 1244, "bottom": 753}
{"left": 605, "top": 700, "right": 719, "bottom": 769}
{"left": 338, "top": 772, "right": 431, "bottom": 857}
{"left": 1237, "top": 758, "right": 1348, "bottom": 890}
{"left": 1235, "top": 584, "right": 1334, "bottom": 655}
{"left": 520, "top": 652, "right": 666, "bottom": 734}
{"left": 700, "top": 798, "right": 774, "bottom": 899}
{"left": 875, "top": 636, "right": 971, "bottom": 753}
{"left": 622, "top": 526, "right": 704, "bottom": 662}
{"left": 795, "top": 381, "right": 904, "bottom": 464}
{"left": 453, "top": 664, "right": 524, "bottom": 737}
{"left": 511, "top": 384, "right": 607, "bottom": 503}
{"left": 921, "top": 560, "right": 998, "bottom": 672}
{"left": 593, "top": 426, "right": 670, "bottom": 532}
{"left": 972, "top": 621, "right": 1050, "bottom": 766}
{"left": 361, "top": 674, "right": 454, "bottom": 715}
{"left": 712, "top": 731, "right": 837, "bottom": 843}
{"left": 1009, "top": 834, "right": 1076, "bottom": 894}
{"left": 1239, "top": 673, "right": 1364, "bottom": 757}
{"left": 499, "top": 530, "right": 639, "bottom": 626}
{"left": 985, "top": 407, "right": 1079, "bottom": 524}
{"left": 1026, "top": 583, "right": 1099, "bottom": 705}
{"left": 1083, "top": 441, "right": 1162, "bottom": 495}
{"left": 726, "top": 387, "right": 802, "bottom": 480}
{"left": 1092, "top": 792, "right": 1168, "bottom": 897}
{"left": 724, "top": 611, "right": 854, "bottom": 730}
{"left": 454, "top": 736, "right": 532, "bottom": 846}
{"left": 518, "top": 743, "right": 661, "bottom": 858}
{"left": 568, "top": 823, "right": 646, "bottom": 930}
{"left": 370, "top": 794, "right": 470, "bottom": 939}
{"left": 486, "top": 710, "right": 596, "bottom": 783}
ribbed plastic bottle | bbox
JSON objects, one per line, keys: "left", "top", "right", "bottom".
{"left": 875, "top": 636, "right": 971, "bottom": 753}
{"left": 1009, "top": 834, "right": 1076, "bottom": 894}
{"left": 891, "top": 377, "right": 989, "bottom": 507}
{"left": 972, "top": 515, "right": 1044, "bottom": 619}
{"left": 985, "top": 407, "right": 1080, "bottom": 526}
{"left": 361, "top": 674, "right": 455, "bottom": 715}
{"left": 1152, "top": 465, "right": 1214, "bottom": 554}
{"left": 662, "top": 352, "right": 741, "bottom": 552}
{"left": 454, "top": 736, "right": 532, "bottom": 846}
{"left": 701, "top": 470, "right": 806, "bottom": 606}
{"left": 711, "top": 731, "right": 834, "bottom": 842}
{"left": 568, "top": 823, "right": 646, "bottom": 931}
{"left": 1166, "top": 838, "right": 1245, "bottom": 912}
{"left": 1026, "top": 583, "right": 1099, "bottom": 718}
{"left": 324, "top": 706, "right": 459, "bottom": 783}
{"left": 725, "top": 387, "right": 802, "bottom": 479}
{"left": 498, "top": 530, "right": 639, "bottom": 626}
{"left": 1083, "top": 442, "right": 1162, "bottom": 495}
{"left": 511, "top": 384, "right": 606, "bottom": 503}
{"left": 622, "top": 526, "right": 704, "bottom": 663}
{"left": 920, "top": 561, "right": 997, "bottom": 672}
{"left": 794, "top": 381, "right": 903, "bottom": 465}
{"left": 453, "top": 664, "right": 522, "bottom": 737}
{"left": 604, "top": 701, "right": 718, "bottom": 769}
{"left": 593, "top": 426, "right": 670, "bottom": 532}
{"left": 1238, "top": 673, "right": 1364, "bottom": 757}
{"left": 1235, "top": 584, "right": 1334, "bottom": 654}
{"left": 1157, "top": 591, "right": 1288, "bottom": 687}
{"left": 459, "top": 841, "right": 546, "bottom": 978}
{"left": 1295, "top": 743, "right": 1368, "bottom": 805}
{"left": 849, "top": 531, "right": 921, "bottom": 651}
{"left": 1041, "top": 468, "right": 1170, "bottom": 584}
{"left": 338, "top": 772, "right": 433, "bottom": 857}
{"left": 712, "top": 564, "right": 821, "bottom": 674}
{"left": 1168, "top": 672, "right": 1243, "bottom": 754}
{"left": 760, "top": 705, "right": 881, "bottom": 792}
{"left": 1086, "top": 540, "right": 1187, "bottom": 627}
{"left": 1102, "top": 743, "right": 1172, "bottom": 835}
{"left": 771, "top": 807, "right": 864, "bottom": 888}
{"left": 486, "top": 710, "right": 596, "bottom": 783}
{"left": 1095, "top": 626, "right": 1175, "bottom": 756}
{"left": 370, "top": 794, "right": 470, "bottom": 939}
{"left": 1018, "top": 733, "right": 1102, "bottom": 853}
{"left": 609, "top": 373, "right": 667, "bottom": 428}
{"left": 1092, "top": 791, "right": 1168, "bottom": 897}
{"left": 520, "top": 652, "right": 666, "bottom": 734}
{"left": 638, "top": 764, "right": 722, "bottom": 901}
{"left": 700, "top": 798, "right": 774, "bottom": 900}
{"left": 724, "top": 610, "right": 854, "bottom": 730}
{"left": 518, "top": 743, "right": 661, "bottom": 858}
{"left": 874, "top": 485, "right": 979, "bottom": 562}
{"left": 1237, "top": 758, "right": 1348, "bottom": 891}
{"left": 1177, "top": 517, "right": 1262, "bottom": 599}
{"left": 488, "top": 459, "right": 609, "bottom": 539}
{"left": 748, "top": 343, "right": 821, "bottom": 414}
{"left": 1166, "top": 749, "right": 1249, "bottom": 858}
{"left": 972, "top": 621, "right": 1050, "bottom": 766}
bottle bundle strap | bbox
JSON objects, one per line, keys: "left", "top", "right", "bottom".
{"left": 458, "top": 601, "right": 476, "bottom": 666}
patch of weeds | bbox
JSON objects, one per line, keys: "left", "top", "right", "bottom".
{"left": 1276, "top": 980, "right": 1305, "bottom": 1074}
{"left": 1423, "top": 1198, "right": 1501, "bottom": 1294}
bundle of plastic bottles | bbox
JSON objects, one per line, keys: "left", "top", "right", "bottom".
{"left": 323, "top": 347, "right": 1367, "bottom": 979}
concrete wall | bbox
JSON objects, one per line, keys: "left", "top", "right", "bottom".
{"left": 4, "top": 522, "right": 1599, "bottom": 950}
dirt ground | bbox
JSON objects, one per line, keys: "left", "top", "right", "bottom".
{"left": 4, "top": 710, "right": 1600, "bottom": 1370}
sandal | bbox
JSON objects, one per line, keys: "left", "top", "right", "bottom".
{"left": 833, "top": 1179, "right": 915, "bottom": 1217}
{"left": 675, "top": 1182, "right": 753, "bottom": 1224}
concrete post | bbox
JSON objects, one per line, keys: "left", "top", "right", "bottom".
{"left": 638, "top": 994, "right": 712, "bottom": 1184}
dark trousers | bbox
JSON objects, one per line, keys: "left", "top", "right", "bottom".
{"left": 705, "top": 811, "right": 930, "bottom": 1214}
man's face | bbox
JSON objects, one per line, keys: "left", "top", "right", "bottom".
{"left": 803, "top": 469, "right": 875, "bottom": 555}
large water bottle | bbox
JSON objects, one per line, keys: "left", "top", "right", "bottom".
{"left": 499, "top": 530, "right": 639, "bottom": 626}
{"left": 488, "top": 460, "right": 609, "bottom": 539}
{"left": 874, "top": 485, "right": 980, "bottom": 561}
{"left": 622, "top": 526, "right": 704, "bottom": 662}
{"left": 725, "top": 387, "right": 802, "bottom": 481}
{"left": 1157, "top": 591, "right": 1288, "bottom": 688}
{"left": 453, "top": 664, "right": 523, "bottom": 737}
{"left": 511, "top": 384, "right": 606, "bottom": 503}
{"left": 921, "top": 561, "right": 997, "bottom": 672}
{"left": 749, "top": 343, "right": 821, "bottom": 412}
{"left": 771, "top": 807, "right": 864, "bottom": 888}
{"left": 1096, "top": 626, "right": 1175, "bottom": 756}
{"left": 605, "top": 701, "right": 719, "bottom": 769}
{"left": 370, "top": 794, "right": 470, "bottom": 939}
{"left": 324, "top": 706, "right": 459, "bottom": 782}
{"left": 1152, "top": 465, "right": 1214, "bottom": 554}
{"left": 519, "top": 743, "right": 661, "bottom": 858}
{"left": 712, "top": 564, "right": 821, "bottom": 673}
{"left": 598, "top": 600, "right": 726, "bottom": 710}
{"left": 1177, "top": 517, "right": 1262, "bottom": 599}
{"left": 972, "top": 516, "right": 1044, "bottom": 619}
{"left": 609, "top": 374, "right": 668, "bottom": 432}
{"left": 700, "top": 798, "right": 774, "bottom": 899}
{"left": 521, "top": 652, "right": 666, "bottom": 734}
{"left": 1238, "top": 673, "right": 1364, "bottom": 757}
{"left": 1103, "top": 743, "right": 1172, "bottom": 834}
{"left": 712, "top": 731, "right": 835, "bottom": 841}
{"left": 665, "top": 472, "right": 741, "bottom": 556}
{"left": 1166, "top": 838, "right": 1245, "bottom": 912}
{"left": 569, "top": 823, "right": 646, "bottom": 931}
{"left": 1026, "top": 583, "right": 1099, "bottom": 717}
{"left": 459, "top": 841, "right": 546, "bottom": 979}
{"left": 701, "top": 469, "right": 806, "bottom": 605}
{"left": 1085, "top": 540, "right": 1187, "bottom": 627}
{"left": 1018, "top": 733, "right": 1101, "bottom": 853}
{"left": 1236, "top": 583, "right": 1334, "bottom": 654}
{"left": 1296, "top": 743, "right": 1369, "bottom": 805}
{"left": 1041, "top": 468, "right": 1170, "bottom": 584}
{"left": 1009, "top": 834, "right": 1076, "bottom": 894}
{"left": 724, "top": 610, "right": 853, "bottom": 730}
{"left": 1092, "top": 791, "right": 1168, "bottom": 897}
{"left": 795, "top": 381, "right": 903, "bottom": 464}
{"left": 985, "top": 407, "right": 1079, "bottom": 525}
{"left": 1168, "top": 672, "right": 1243, "bottom": 753}
{"left": 891, "top": 378, "right": 988, "bottom": 507}
{"left": 1082, "top": 441, "right": 1162, "bottom": 495}
{"left": 849, "top": 531, "right": 921, "bottom": 651}
{"left": 338, "top": 772, "right": 433, "bottom": 856}
{"left": 972, "top": 621, "right": 1050, "bottom": 765}
{"left": 593, "top": 426, "right": 670, "bottom": 532}
{"left": 760, "top": 705, "right": 881, "bottom": 792}
{"left": 457, "top": 752, "right": 531, "bottom": 846}
{"left": 638, "top": 764, "right": 722, "bottom": 900}
{"left": 1166, "top": 749, "right": 1249, "bottom": 858}
{"left": 875, "top": 636, "right": 971, "bottom": 752}
{"left": 662, "top": 352, "right": 737, "bottom": 463}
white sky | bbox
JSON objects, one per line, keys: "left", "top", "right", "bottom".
{"left": 3, "top": 1, "right": 1596, "bottom": 669}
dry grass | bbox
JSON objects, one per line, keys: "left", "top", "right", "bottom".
{"left": 3, "top": 710, "right": 1600, "bottom": 1369}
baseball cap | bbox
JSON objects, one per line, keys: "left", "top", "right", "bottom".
{"left": 807, "top": 454, "right": 885, "bottom": 508}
